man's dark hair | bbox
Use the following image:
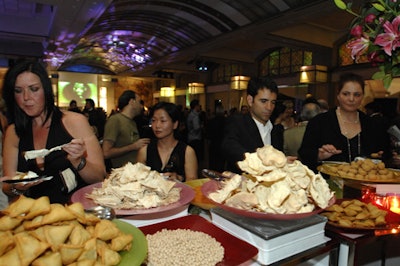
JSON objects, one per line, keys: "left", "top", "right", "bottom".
{"left": 190, "top": 99, "right": 199, "bottom": 110}
{"left": 118, "top": 90, "right": 136, "bottom": 110}
{"left": 247, "top": 76, "right": 279, "bottom": 97}
{"left": 85, "top": 98, "right": 95, "bottom": 108}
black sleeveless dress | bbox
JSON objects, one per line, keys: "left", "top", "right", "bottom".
{"left": 17, "top": 111, "right": 87, "bottom": 203}
{"left": 146, "top": 139, "right": 188, "bottom": 181}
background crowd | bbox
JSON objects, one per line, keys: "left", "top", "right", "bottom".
{"left": 1, "top": 59, "right": 400, "bottom": 210}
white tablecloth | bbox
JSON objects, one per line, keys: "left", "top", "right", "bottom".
{"left": 119, "top": 204, "right": 189, "bottom": 227}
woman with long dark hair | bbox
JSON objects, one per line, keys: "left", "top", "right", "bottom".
{"left": 1, "top": 59, "right": 105, "bottom": 203}
{"left": 137, "top": 102, "right": 198, "bottom": 182}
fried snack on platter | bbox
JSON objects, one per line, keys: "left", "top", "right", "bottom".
{"left": 44, "top": 224, "right": 74, "bottom": 251}
{"left": 59, "top": 244, "right": 84, "bottom": 265}
{"left": 94, "top": 220, "right": 120, "bottom": 241}
{"left": 23, "top": 196, "right": 51, "bottom": 220}
{"left": 0, "top": 215, "right": 22, "bottom": 231}
{"left": 15, "top": 232, "right": 50, "bottom": 265}
{"left": 321, "top": 199, "right": 388, "bottom": 228}
{"left": 0, "top": 196, "right": 132, "bottom": 265}
{"left": 87, "top": 162, "right": 181, "bottom": 209}
{"left": 110, "top": 233, "right": 133, "bottom": 251}
{"left": 0, "top": 231, "right": 14, "bottom": 256}
{"left": 319, "top": 159, "right": 400, "bottom": 182}
{"left": 0, "top": 248, "right": 22, "bottom": 265}
{"left": 2, "top": 195, "right": 35, "bottom": 218}
{"left": 31, "top": 251, "right": 62, "bottom": 266}
{"left": 209, "top": 145, "right": 334, "bottom": 214}
{"left": 41, "top": 203, "right": 76, "bottom": 225}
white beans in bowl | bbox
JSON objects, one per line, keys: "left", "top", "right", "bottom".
{"left": 146, "top": 228, "right": 224, "bottom": 266}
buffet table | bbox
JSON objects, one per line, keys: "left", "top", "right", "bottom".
{"left": 326, "top": 225, "right": 400, "bottom": 266}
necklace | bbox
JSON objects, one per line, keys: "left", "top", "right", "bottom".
{"left": 346, "top": 134, "right": 361, "bottom": 163}
{"left": 336, "top": 107, "right": 361, "bottom": 162}
{"left": 337, "top": 107, "right": 359, "bottom": 124}
{"left": 337, "top": 108, "right": 360, "bottom": 137}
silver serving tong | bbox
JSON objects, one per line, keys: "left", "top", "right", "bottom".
{"left": 201, "top": 169, "right": 235, "bottom": 181}
{"left": 85, "top": 206, "right": 116, "bottom": 220}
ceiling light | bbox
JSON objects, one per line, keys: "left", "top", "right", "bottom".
{"left": 160, "top": 87, "right": 175, "bottom": 97}
{"left": 230, "top": 76, "right": 250, "bottom": 90}
{"left": 299, "top": 65, "right": 328, "bottom": 83}
{"left": 188, "top": 83, "right": 205, "bottom": 94}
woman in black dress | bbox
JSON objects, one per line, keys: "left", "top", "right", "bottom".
{"left": 137, "top": 102, "right": 198, "bottom": 182}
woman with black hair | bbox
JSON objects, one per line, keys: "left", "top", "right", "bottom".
{"left": 137, "top": 102, "right": 198, "bottom": 182}
{"left": 299, "top": 72, "right": 391, "bottom": 172}
{"left": 1, "top": 59, "right": 106, "bottom": 203}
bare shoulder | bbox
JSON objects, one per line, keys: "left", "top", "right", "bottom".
{"left": 185, "top": 144, "right": 196, "bottom": 156}
{"left": 62, "top": 110, "right": 88, "bottom": 125}
{"left": 5, "top": 124, "right": 18, "bottom": 138}
{"left": 61, "top": 110, "right": 93, "bottom": 137}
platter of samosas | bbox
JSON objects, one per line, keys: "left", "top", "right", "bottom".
{"left": 318, "top": 159, "right": 400, "bottom": 183}
{"left": 0, "top": 195, "right": 147, "bottom": 266}
{"left": 202, "top": 145, "right": 335, "bottom": 220}
{"left": 321, "top": 199, "right": 400, "bottom": 230}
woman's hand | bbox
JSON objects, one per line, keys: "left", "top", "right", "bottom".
{"left": 63, "top": 138, "right": 87, "bottom": 163}
{"left": 286, "top": 156, "right": 297, "bottom": 164}
{"left": 318, "top": 144, "right": 342, "bottom": 161}
{"left": 132, "top": 138, "right": 150, "bottom": 150}
{"left": 0, "top": 176, "right": 43, "bottom": 197}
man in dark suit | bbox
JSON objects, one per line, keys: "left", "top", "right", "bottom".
{"left": 222, "top": 76, "right": 283, "bottom": 173}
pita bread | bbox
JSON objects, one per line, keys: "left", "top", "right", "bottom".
{"left": 267, "top": 180, "right": 291, "bottom": 210}
{"left": 309, "top": 174, "right": 334, "bottom": 208}
{"left": 256, "top": 145, "right": 287, "bottom": 168}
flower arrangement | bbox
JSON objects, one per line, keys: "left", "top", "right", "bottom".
{"left": 334, "top": 0, "right": 400, "bottom": 88}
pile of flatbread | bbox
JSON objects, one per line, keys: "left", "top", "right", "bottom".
{"left": 87, "top": 162, "right": 181, "bottom": 209}
{"left": 0, "top": 196, "right": 132, "bottom": 265}
{"left": 208, "top": 145, "right": 334, "bottom": 214}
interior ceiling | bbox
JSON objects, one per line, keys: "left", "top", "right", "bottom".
{"left": 0, "top": 0, "right": 356, "bottom": 77}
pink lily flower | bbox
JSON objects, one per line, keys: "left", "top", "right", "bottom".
{"left": 374, "top": 15, "right": 400, "bottom": 56}
{"left": 347, "top": 36, "right": 370, "bottom": 59}
{"left": 350, "top": 25, "right": 363, "bottom": 37}
{"left": 364, "top": 14, "right": 376, "bottom": 24}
